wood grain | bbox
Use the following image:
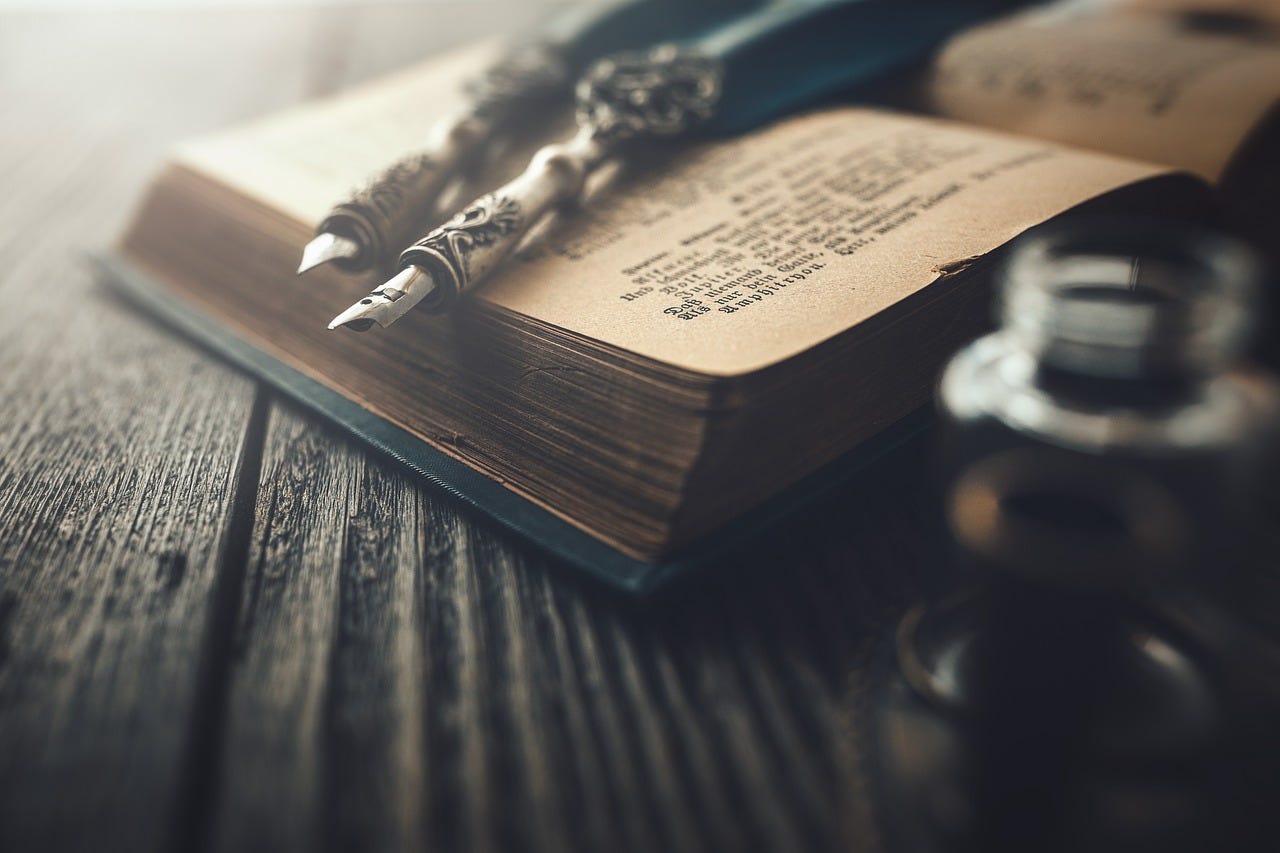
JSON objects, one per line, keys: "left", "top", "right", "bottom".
{"left": 0, "top": 4, "right": 942, "bottom": 852}
{"left": 0, "top": 32, "right": 262, "bottom": 853}
{"left": 217, "top": 402, "right": 935, "bottom": 853}
{"left": 210, "top": 406, "right": 428, "bottom": 853}
{"left": 0, "top": 5, "right": 545, "bottom": 852}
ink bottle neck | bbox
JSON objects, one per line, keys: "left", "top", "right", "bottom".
{"left": 940, "top": 221, "right": 1270, "bottom": 456}
{"left": 1001, "top": 223, "right": 1256, "bottom": 391}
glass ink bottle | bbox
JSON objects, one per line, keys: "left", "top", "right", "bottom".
{"left": 872, "top": 219, "right": 1280, "bottom": 853}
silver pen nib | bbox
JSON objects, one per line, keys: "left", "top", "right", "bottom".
{"left": 298, "top": 232, "right": 361, "bottom": 275}
{"left": 328, "top": 266, "right": 437, "bottom": 332}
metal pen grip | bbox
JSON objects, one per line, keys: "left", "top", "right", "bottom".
{"left": 395, "top": 44, "right": 727, "bottom": 310}
{"left": 319, "top": 118, "right": 489, "bottom": 272}
{"left": 398, "top": 133, "right": 606, "bottom": 310}
{"left": 318, "top": 42, "right": 570, "bottom": 273}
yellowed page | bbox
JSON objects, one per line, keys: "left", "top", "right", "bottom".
{"left": 178, "top": 42, "right": 502, "bottom": 224}
{"left": 178, "top": 46, "right": 1174, "bottom": 378}
{"left": 494, "top": 111, "right": 1172, "bottom": 375}
{"left": 920, "top": 11, "right": 1280, "bottom": 181}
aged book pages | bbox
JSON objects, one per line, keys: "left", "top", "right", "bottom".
{"left": 919, "top": 10, "right": 1280, "bottom": 182}
{"left": 123, "top": 35, "right": 1207, "bottom": 560}
{"left": 179, "top": 45, "right": 1171, "bottom": 379}
{"left": 178, "top": 42, "right": 503, "bottom": 226}
{"left": 494, "top": 111, "right": 1168, "bottom": 376}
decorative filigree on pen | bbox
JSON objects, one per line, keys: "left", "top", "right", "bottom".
{"left": 401, "top": 194, "right": 523, "bottom": 302}
{"left": 330, "top": 45, "right": 725, "bottom": 330}
{"left": 466, "top": 42, "right": 571, "bottom": 119}
{"left": 576, "top": 45, "right": 723, "bottom": 143}
{"left": 299, "top": 41, "right": 569, "bottom": 276}
{"left": 310, "top": 151, "right": 447, "bottom": 273}
{"left": 349, "top": 153, "right": 440, "bottom": 225}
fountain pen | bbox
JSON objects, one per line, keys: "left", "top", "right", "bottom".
{"left": 329, "top": 0, "right": 1035, "bottom": 332}
{"left": 298, "top": 0, "right": 761, "bottom": 276}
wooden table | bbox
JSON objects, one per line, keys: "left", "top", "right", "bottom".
{"left": 0, "top": 5, "right": 937, "bottom": 851}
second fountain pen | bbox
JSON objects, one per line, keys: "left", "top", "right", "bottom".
{"left": 297, "top": 0, "right": 761, "bottom": 276}
{"left": 329, "top": 0, "right": 1035, "bottom": 332}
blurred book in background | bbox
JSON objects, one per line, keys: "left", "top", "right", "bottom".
{"left": 105, "top": 3, "right": 1277, "bottom": 588}
{"left": 908, "top": 2, "right": 1280, "bottom": 246}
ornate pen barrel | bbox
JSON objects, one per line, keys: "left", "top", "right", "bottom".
{"left": 315, "top": 42, "right": 571, "bottom": 273}
{"left": 397, "top": 45, "right": 723, "bottom": 310}
{"left": 317, "top": 116, "right": 488, "bottom": 273}
{"left": 396, "top": 132, "right": 604, "bottom": 309}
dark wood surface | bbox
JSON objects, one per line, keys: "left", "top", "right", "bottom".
{"left": 0, "top": 5, "right": 937, "bottom": 851}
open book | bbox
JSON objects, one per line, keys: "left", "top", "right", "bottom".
{"left": 110, "top": 7, "right": 1276, "bottom": 587}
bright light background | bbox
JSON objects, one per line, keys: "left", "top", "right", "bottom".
{"left": 0, "top": 0, "right": 477, "bottom": 7}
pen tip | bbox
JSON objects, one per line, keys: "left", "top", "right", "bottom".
{"left": 327, "top": 300, "right": 380, "bottom": 331}
{"left": 329, "top": 317, "right": 376, "bottom": 333}
{"left": 298, "top": 232, "right": 360, "bottom": 275}
{"left": 327, "top": 266, "right": 435, "bottom": 332}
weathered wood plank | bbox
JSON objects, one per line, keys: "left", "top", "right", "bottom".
{"left": 222, "top": 399, "right": 935, "bottom": 852}
{"left": 0, "top": 5, "right": 944, "bottom": 852}
{"left": 210, "top": 407, "right": 428, "bottom": 853}
{"left": 0, "top": 26, "right": 265, "bottom": 853}
{"left": 0, "top": 5, "right": 547, "bottom": 851}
